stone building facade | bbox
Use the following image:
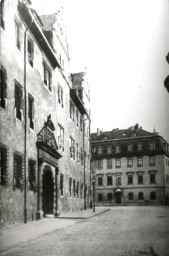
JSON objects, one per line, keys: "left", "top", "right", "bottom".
{"left": 91, "top": 125, "right": 169, "bottom": 206}
{"left": 0, "top": 0, "right": 91, "bottom": 226}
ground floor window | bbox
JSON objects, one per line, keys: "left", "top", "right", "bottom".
{"left": 98, "top": 194, "right": 103, "bottom": 201}
{"left": 107, "top": 193, "right": 113, "bottom": 201}
{"left": 0, "top": 145, "right": 7, "bottom": 186}
{"left": 128, "top": 192, "right": 133, "bottom": 201}
{"left": 80, "top": 183, "right": 83, "bottom": 196}
{"left": 76, "top": 181, "right": 79, "bottom": 197}
{"left": 150, "top": 191, "right": 156, "bottom": 200}
{"left": 73, "top": 179, "right": 76, "bottom": 197}
{"left": 28, "top": 160, "right": 36, "bottom": 191}
{"left": 60, "top": 173, "right": 64, "bottom": 196}
{"left": 138, "top": 192, "right": 144, "bottom": 200}
{"left": 13, "top": 153, "right": 23, "bottom": 189}
{"left": 69, "top": 177, "right": 72, "bottom": 196}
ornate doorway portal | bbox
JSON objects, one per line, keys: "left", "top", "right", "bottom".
{"left": 42, "top": 167, "right": 54, "bottom": 215}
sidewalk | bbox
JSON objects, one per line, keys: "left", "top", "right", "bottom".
{"left": 0, "top": 207, "right": 110, "bottom": 253}
{"left": 151, "top": 236, "right": 169, "bottom": 256}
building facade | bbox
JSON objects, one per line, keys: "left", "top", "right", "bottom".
{"left": 0, "top": 0, "right": 91, "bottom": 226}
{"left": 91, "top": 125, "right": 169, "bottom": 206}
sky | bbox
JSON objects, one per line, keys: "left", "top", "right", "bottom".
{"left": 32, "top": 0, "right": 169, "bottom": 141}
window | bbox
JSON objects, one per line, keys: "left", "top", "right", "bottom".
{"left": 70, "top": 137, "right": 75, "bottom": 159}
{"left": 58, "top": 124, "right": 64, "bottom": 151}
{"left": 107, "top": 159, "right": 112, "bottom": 169}
{"left": 69, "top": 177, "right": 72, "bottom": 196}
{"left": 98, "top": 177, "right": 103, "bottom": 186}
{"left": 70, "top": 101, "right": 75, "bottom": 120}
{"left": 149, "top": 142, "right": 155, "bottom": 150}
{"left": 107, "top": 193, "right": 112, "bottom": 201}
{"left": 73, "top": 179, "right": 76, "bottom": 197}
{"left": 138, "top": 192, "right": 144, "bottom": 200}
{"left": 137, "top": 143, "right": 142, "bottom": 151}
{"left": 98, "top": 160, "right": 103, "bottom": 170}
{"left": 128, "top": 174, "right": 133, "bottom": 185}
{"left": 60, "top": 173, "right": 64, "bottom": 196}
{"left": 0, "top": 0, "right": 5, "bottom": 29}
{"left": 107, "top": 145, "right": 112, "bottom": 154}
{"left": 150, "top": 172, "right": 156, "bottom": 184}
{"left": 27, "top": 38, "right": 34, "bottom": 67}
{"left": 80, "top": 183, "right": 83, "bottom": 196}
{"left": 80, "top": 115, "right": 83, "bottom": 132}
{"left": 115, "top": 145, "right": 121, "bottom": 154}
{"left": 28, "top": 94, "right": 34, "bottom": 129}
{"left": 127, "top": 144, "right": 133, "bottom": 152}
{"left": 150, "top": 191, "right": 156, "bottom": 200}
{"left": 76, "top": 181, "right": 79, "bottom": 197}
{"left": 0, "top": 145, "right": 7, "bottom": 186}
{"left": 107, "top": 176, "right": 112, "bottom": 186}
{"left": 116, "top": 175, "right": 121, "bottom": 185}
{"left": 76, "top": 109, "right": 79, "bottom": 127}
{"left": 149, "top": 157, "right": 155, "bottom": 166}
{"left": 13, "top": 154, "right": 22, "bottom": 189}
{"left": 15, "top": 82, "right": 23, "bottom": 121}
{"left": 81, "top": 147, "right": 83, "bottom": 165}
{"left": 98, "top": 146, "right": 103, "bottom": 155}
{"left": 28, "top": 160, "right": 36, "bottom": 191}
{"left": 127, "top": 159, "right": 133, "bottom": 168}
{"left": 128, "top": 192, "right": 133, "bottom": 201}
{"left": 116, "top": 159, "right": 121, "bottom": 168}
{"left": 0, "top": 64, "right": 7, "bottom": 109}
{"left": 15, "top": 20, "right": 21, "bottom": 50}
{"left": 138, "top": 174, "right": 143, "bottom": 184}
{"left": 43, "top": 62, "right": 52, "bottom": 91}
{"left": 98, "top": 194, "right": 102, "bottom": 201}
{"left": 58, "top": 84, "right": 64, "bottom": 107}
{"left": 137, "top": 158, "right": 143, "bottom": 167}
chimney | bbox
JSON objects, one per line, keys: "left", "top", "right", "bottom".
{"left": 97, "top": 128, "right": 100, "bottom": 136}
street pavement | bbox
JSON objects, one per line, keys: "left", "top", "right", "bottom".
{"left": 0, "top": 206, "right": 169, "bottom": 256}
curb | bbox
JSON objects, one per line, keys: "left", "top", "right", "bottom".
{"left": 55, "top": 209, "right": 110, "bottom": 219}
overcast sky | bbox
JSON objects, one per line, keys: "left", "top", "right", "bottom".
{"left": 32, "top": 0, "right": 169, "bottom": 141}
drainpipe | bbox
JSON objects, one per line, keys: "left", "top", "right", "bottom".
{"left": 23, "top": 9, "right": 34, "bottom": 224}
{"left": 83, "top": 116, "right": 87, "bottom": 210}
{"left": 89, "top": 110, "right": 92, "bottom": 209}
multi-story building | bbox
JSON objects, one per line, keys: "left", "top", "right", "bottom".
{"left": 91, "top": 124, "right": 169, "bottom": 206}
{"left": 0, "top": 0, "right": 91, "bottom": 226}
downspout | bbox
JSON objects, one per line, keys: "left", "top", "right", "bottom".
{"left": 89, "top": 110, "right": 92, "bottom": 208}
{"left": 83, "top": 117, "right": 87, "bottom": 210}
{"left": 23, "top": 9, "right": 34, "bottom": 224}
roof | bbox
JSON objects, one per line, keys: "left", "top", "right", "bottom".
{"left": 91, "top": 127, "right": 153, "bottom": 142}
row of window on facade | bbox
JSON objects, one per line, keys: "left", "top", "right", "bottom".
{"left": 97, "top": 172, "right": 156, "bottom": 187}
{"left": 70, "top": 137, "right": 85, "bottom": 165}
{"left": 92, "top": 142, "right": 156, "bottom": 155}
{"left": 98, "top": 191, "right": 157, "bottom": 202}
{"left": 0, "top": 145, "right": 36, "bottom": 191}
{"left": 96, "top": 157, "right": 156, "bottom": 170}
{"left": 68, "top": 177, "right": 85, "bottom": 198}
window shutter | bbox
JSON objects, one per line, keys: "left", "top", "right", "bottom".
{"left": 0, "top": 68, "right": 3, "bottom": 99}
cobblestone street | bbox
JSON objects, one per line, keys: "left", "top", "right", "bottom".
{"left": 2, "top": 206, "right": 169, "bottom": 256}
